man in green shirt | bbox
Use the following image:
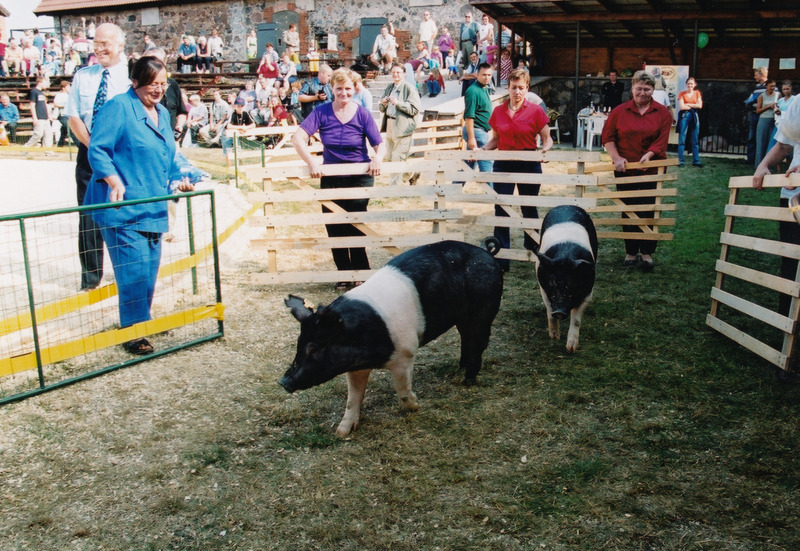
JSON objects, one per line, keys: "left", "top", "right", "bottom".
{"left": 463, "top": 62, "right": 494, "bottom": 173}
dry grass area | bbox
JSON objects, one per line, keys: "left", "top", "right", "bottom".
{"left": 1, "top": 158, "right": 799, "bottom": 550}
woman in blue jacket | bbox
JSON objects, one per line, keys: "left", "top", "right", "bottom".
{"left": 87, "top": 56, "right": 194, "bottom": 355}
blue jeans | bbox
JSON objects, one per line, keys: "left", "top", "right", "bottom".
{"left": 756, "top": 117, "right": 775, "bottom": 167}
{"left": 463, "top": 125, "right": 493, "bottom": 171}
{"left": 677, "top": 110, "right": 700, "bottom": 165}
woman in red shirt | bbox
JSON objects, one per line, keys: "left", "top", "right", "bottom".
{"left": 483, "top": 68, "right": 552, "bottom": 270}
{"left": 601, "top": 70, "right": 672, "bottom": 272}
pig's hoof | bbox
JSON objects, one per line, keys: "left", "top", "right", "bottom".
{"left": 400, "top": 395, "right": 420, "bottom": 411}
{"left": 335, "top": 422, "right": 355, "bottom": 437}
{"left": 463, "top": 376, "right": 477, "bottom": 386}
{"left": 566, "top": 340, "right": 579, "bottom": 353}
{"left": 548, "top": 329, "right": 560, "bottom": 340}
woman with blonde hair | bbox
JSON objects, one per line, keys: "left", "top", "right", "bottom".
{"left": 292, "top": 68, "right": 386, "bottom": 289}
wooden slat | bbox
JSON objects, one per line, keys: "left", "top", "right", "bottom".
{"left": 426, "top": 150, "right": 602, "bottom": 162}
{"left": 467, "top": 215, "right": 543, "bottom": 230}
{"left": 706, "top": 314, "right": 788, "bottom": 369}
{"left": 596, "top": 231, "right": 673, "bottom": 241}
{"left": 250, "top": 233, "right": 464, "bottom": 251}
{"left": 715, "top": 259, "right": 800, "bottom": 296}
{"left": 586, "top": 188, "right": 678, "bottom": 199}
{"left": 596, "top": 173, "right": 679, "bottom": 185}
{"left": 441, "top": 171, "right": 598, "bottom": 186}
{"left": 569, "top": 158, "right": 680, "bottom": 174}
{"left": 724, "top": 204, "right": 796, "bottom": 223}
{"left": 416, "top": 118, "right": 463, "bottom": 129}
{"left": 719, "top": 232, "right": 800, "bottom": 259}
{"left": 450, "top": 193, "right": 596, "bottom": 209}
{"left": 248, "top": 184, "right": 459, "bottom": 203}
{"left": 409, "top": 142, "right": 465, "bottom": 153}
{"left": 589, "top": 204, "right": 676, "bottom": 213}
{"left": 592, "top": 217, "right": 675, "bottom": 226}
{"left": 710, "top": 287, "right": 795, "bottom": 333}
{"left": 251, "top": 208, "right": 463, "bottom": 226}
{"left": 728, "top": 174, "right": 800, "bottom": 189}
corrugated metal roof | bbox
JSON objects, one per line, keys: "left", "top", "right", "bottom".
{"left": 471, "top": 0, "right": 800, "bottom": 45}
{"left": 34, "top": 0, "right": 163, "bottom": 15}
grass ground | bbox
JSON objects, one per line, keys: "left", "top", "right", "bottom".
{"left": 1, "top": 157, "right": 799, "bottom": 550}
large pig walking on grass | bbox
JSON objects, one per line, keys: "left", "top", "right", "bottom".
{"left": 281, "top": 240, "right": 503, "bottom": 437}
{"left": 535, "top": 205, "right": 598, "bottom": 352}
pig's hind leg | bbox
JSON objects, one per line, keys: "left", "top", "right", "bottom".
{"left": 566, "top": 294, "right": 591, "bottom": 353}
{"left": 337, "top": 369, "right": 372, "bottom": 437}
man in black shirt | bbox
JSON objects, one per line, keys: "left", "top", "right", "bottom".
{"left": 25, "top": 75, "right": 53, "bottom": 147}
{"left": 600, "top": 70, "right": 625, "bottom": 111}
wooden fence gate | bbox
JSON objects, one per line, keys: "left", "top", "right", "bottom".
{"left": 707, "top": 173, "right": 800, "bottom": 371}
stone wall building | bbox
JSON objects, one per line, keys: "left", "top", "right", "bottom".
{"left": 34, "top": 0, "right": 479, "bottom": 64}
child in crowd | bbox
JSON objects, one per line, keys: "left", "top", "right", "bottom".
{"left": 426, "top": 67, "right": 445, "bottom": 98}
{"left": 499, "top": 49, "right": 512, "bottom": 87}
{"left": 445, "top": 52, "right": 458, "bottom": 80}
{"left": 288, "top": 80, "right": 303, "bottom": 124}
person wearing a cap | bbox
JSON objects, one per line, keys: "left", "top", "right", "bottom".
{"left": 753, "top": 93, "right": 800, "bottom": 315}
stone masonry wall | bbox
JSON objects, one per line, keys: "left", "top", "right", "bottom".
{"left": 52, "top": 0, "right": 481, "bottom": 65}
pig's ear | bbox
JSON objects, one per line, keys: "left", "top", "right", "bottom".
{"left": 534, "top": 250, "right": 552, "bottom": 267}
{"left": 285, "top": 294, "right": 314, "bottom": 322}
{"left": 317, "top": 307, "right": 344, "bottom": 332}
{"left": 573, "top": 259, "right": 594, "bottom": 270}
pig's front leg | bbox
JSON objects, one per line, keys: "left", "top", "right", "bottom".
{"left": 336, "top": 369, "right": 372, "bottom": 437}
{"left": 540, "top": 286, "right": 560, "bottom": 340}
{"left": 566, "top": 295, "right": 591, "bottom": 353}
{"left": 387, "top": 350, "right": 420, "bottom": 412}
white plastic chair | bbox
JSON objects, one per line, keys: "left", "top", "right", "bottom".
{"left": 586, "top": 117, "right": 605, "bottom": 151}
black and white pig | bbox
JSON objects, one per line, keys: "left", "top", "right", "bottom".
{"left": 534, "top": 205, "right": 598, "bottom": 353}
{"left": 281, "top": 240, "right": 503, "bottom": 437}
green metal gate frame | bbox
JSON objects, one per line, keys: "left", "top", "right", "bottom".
{"left": 0, "top": 189, "right": 224, "bottom": 405}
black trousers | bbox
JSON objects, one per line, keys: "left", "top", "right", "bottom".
{"left": 76, "top": 143, "right": 104, "bottom": 289}
{"left": 616, "top": 169, "right": 658, "bottom": 256}
{"left": 779, "top": 197, "right": 800, "bottom": 315}
{"left": 320, "top": 173, "right": 373, "bottom": 272}
{"left": 493, "top": 159, "right": 541, "bottom": 270}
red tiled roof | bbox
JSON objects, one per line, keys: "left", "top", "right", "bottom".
{"left": 34, "top": 0, "right": 163, "bottom": 15}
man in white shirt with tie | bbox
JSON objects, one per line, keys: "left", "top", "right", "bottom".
{"left": 65, "top": 23, "right": 130, "bottom": 291}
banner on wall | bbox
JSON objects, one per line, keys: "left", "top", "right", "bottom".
{"left": 644, "top": 65, "right": 690, "bottom": 123}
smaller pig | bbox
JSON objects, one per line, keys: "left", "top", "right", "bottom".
{"left": 281, "top": 240, "right": 503, "bottom": 437}
{"left": 534, "top": 205, "right": 598, "bottom": 352}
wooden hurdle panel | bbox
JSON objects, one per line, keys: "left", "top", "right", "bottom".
{"left": 569, "top": 159, "right": 679, "bottom": 243}
{"left": 409, "top": 117, "right": 465, "bottom": 156}
{"left": 425, "top": 150, "right": 601, "bottom": 262}
{"left": 707, "top": 173, "right": 800, "bottom": 371}
{"left": 226, "top": 125, "right": 303, "bottom": 187}
{"left": 245, "top": 159, "right": 465, "bottom": 285}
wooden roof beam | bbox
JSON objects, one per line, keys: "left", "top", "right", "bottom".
{"left": 488, "top": 9, "right": 800, "bottom": 24}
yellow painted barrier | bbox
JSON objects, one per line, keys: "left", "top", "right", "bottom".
{"left": 0, "top": 304, "right": 224, "bottom": 378}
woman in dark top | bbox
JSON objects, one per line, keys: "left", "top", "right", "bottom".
{"left": 196, "top": 36, "right": 213, "bottom": 73}
{"left": 292, "top": 68, "right": 386, "bottom": 289}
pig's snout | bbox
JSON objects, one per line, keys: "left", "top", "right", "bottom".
{"left": 279, "top": 375, "right": 297, "bottom": 393}
{"left": 551, "top": 310, "right": 568, "bottom": 320}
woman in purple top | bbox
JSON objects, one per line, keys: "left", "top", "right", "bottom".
{"left": 293, "top": 68, "right": 386, "bottom": 289}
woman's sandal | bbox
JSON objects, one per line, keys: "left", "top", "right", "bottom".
{"left": 122, "top": 337, "right": 155, "bottom": 356}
